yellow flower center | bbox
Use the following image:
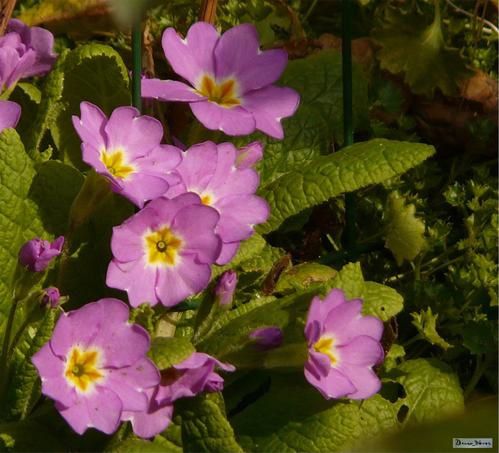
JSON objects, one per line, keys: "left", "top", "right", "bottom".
{"left": 100, "top": 149, "right": 135, "bottom": 179}
{"left": 313, "top": 336, "right": 337, "bottom": 365}
{"left": 200, "top": 193, "right": 212, "bottom": 206}
{"left": 64, "top": 346, "right": 105, "bottom": 393}
{"left": 197, "top": 74, "right": 241, "bottom": 108}
{"left": 144, "top": 227, "right": 183, "bottom": 267}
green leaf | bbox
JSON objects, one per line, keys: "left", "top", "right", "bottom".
{"left": 232, "top": 373, "right": 399, "bottom": 452}
{"left": 384, "top": 192, "right": 426, "bottom": 265}
{"left": 275, "top": 262, "right": 337, "bottom": 293}
{"left": 462, "top": 320, "right": 498, "bottom": 354}
{"left": 50, "top": 44, "right": 130, "bottom": 167}
{"left": 394, "top": 359, "right": 464, "bottom": 424}
{"left": 329, "top": 262, "right": 403, "bottom": 322}
{"left": 411, "top": 307, "right": 451, "bottom": 350}
{"left": 0, "top": 418, "right": 64, "bottom": 452}
{"left": 0, "top": 130, "right": 37, "bottom": 330}
{"left": 23, "top": 50, "right": 68, "bottom": 157}
{"left": 258, "top": 139, "right": 435, "bottom": 234}
{"left": 4, "top": 308, "right": 58, "bottom": 420}
{"left": 28, "top": 161, "right": 84, "bottom": 236}
{"left": 178, "top": 393, "right": 243, "bottom": 453}
{"left": 149, "top": 337, "right": 195, "bottom": 370}
{"left": 373, "top": 5, "right": 471, "bottom": 96}
{"left": 9, "top": 83, "right": 41, "bottom": 143}
{"left": 253, "top": 50, "right": 369, "bottom": 184}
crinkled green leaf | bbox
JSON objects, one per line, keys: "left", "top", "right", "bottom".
{"left": 50, "top": 43, "right": 130, "bottom": 167}
{"left": 258, "top": 139, "right": 435, "bottom": 234}
{"left": 4, "top": 308, "right": 58, "bottom": 420}
{"left": 0, "top": 418, "right": 64, "bottom": 452}
{"left": 252, "top": 50, "right": 369, "bottom": 184}
{"left": 150, "top": 337, "right": 195, "bottom": 370}
{"left": 9, "top": 83, "right": 41, "bottom": 143}
{"left": 0, "top": 130, "right": 37, "bottom": 330}
{"left": 384, "top": 192, "right": 426, "bottom": 265}
{"left": 232, "top": 373, "right": 399, "bottom": 452}
{"left": 19, "top": 0, "right": 107, "bottom": 26}
{"left": 394, "top": 359, "right": 464, "bottom": 424}
{"left": 178, "top": 393, "right": 243, "bottom": 453}
{"left": 411, "top": 307, "right": 451, "bottom": 350}
{"left": 373, "top": 6, "right": 471, "bottom": 96}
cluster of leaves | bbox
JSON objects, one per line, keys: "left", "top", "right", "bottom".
{"left": 1, "top": 0, "right": 497, "bottom": 451}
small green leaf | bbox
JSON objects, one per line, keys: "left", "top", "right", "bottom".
{"left": 178, "top": 393, "right": 244, "bottom": 453}
{"left": 384, "top": 192, "right": 426, "bottom": 265}
{"left": 411, "top": 308, "right": 451, "bottom": 350}
{"left": 258, "top": 139, "right": 435, "bottom": 234}
{"left": 373, "top": 5, "right": 471, "bottom": 96}
{"left": 150, "top": 337, "right": 195, "bottom": 370}
{"left": 462, "top": 320, "right": 498, "bottom": 354}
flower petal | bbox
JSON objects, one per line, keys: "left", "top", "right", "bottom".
{"left": 337, "top": 335, "right": 384, "bottom": 366}
{"left": 0, "top": 100, "right": 20, "bottom": 132}
{"left": 142, "top": 79, "right": 205, "bottom": 102}
{"left": 338, "top": 364, "right": 382, "bottom": 400}
{"left": 162, "top": 23, "right": 219, "bottom": 85}
{"left": 190, "top": 101, "right": 255, "bottom": 136}
{"left": 85, "top": 387, "right": 122, "bottom": 434}
{"left": 243, "top": 85, "right": 300, "bottom": 139}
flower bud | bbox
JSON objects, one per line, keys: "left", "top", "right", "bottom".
{"left": 249, "top": 326, "right": 283, "bottom": 350}
{"left": 215, "top": 270, "right": 237, "bottom": 307}
{"left": 42, "top": 287, "right": 61, "bottom": 308}
{"left": 18, "top": 236, "right": 64, "bottom": 272}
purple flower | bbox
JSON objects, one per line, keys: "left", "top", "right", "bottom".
{"left": 142, "top": 22, "right": 300, "bottom": 138}
{"left": 42, "top": 287, "right": 61, "bottom": 308}
{"left": 107, "top": 193, "right": 222, "bottom": 307}
{"left": 72, "top": 102, "right": 182, "bottom": 208}
{"left": 0, "top": 100, "right": 21, "bottom": 132}
{"left": 123, "top": 352, "right": 234, "bottom": 439}
{"left": 0, "top": 19, "right": 56, "bottom": 91}
{"left": 18, "top": 236, "right": 64, "bottom": 272}
{"left": 162, "top": 141, "right": 269, "bottom": 264}
{"left": 215, "top": 270, "right": 237, "bottom": 306}
{"left": 304, "top": 289, "right": 384, "bottom": 400}
{"left": 249, "top": 326, "right": 283, "bottom": 350}
{"left": 31, "top": 298, "right": 160, "bottom": 435}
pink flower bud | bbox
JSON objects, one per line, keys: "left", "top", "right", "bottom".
{"left": 18, "top": 236, "right": 64, "bottom": 272}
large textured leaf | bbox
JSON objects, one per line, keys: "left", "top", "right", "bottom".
{"left": 178, "top": 393, "right": 243, "bottom": 453}
{"left": 232, "top": 373, "right": 399, "bottom": 452}
{"left": 0, "top": 130, "right": 37, "bottom": 330}
{"left": 19, "top": 0, "right": 107, "bottom": 26}
{"left": 51, "top": 44, "right": 130, "bottom": 168}
{"left": 252, "top": 50, "right": 368, "bottom": 184}
{"left": 373, "top": 6, "right": 471, "bottom": 97}
{"left": 394, "top": 359, "right": 464, "bottom": 424}
{"left": 149, "top": 337, "right": 195, "bottom": 370}
{"left": 258, "top": 139, "right": 435, "bottom": 234}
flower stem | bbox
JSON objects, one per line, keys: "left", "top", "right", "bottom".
{"left": 464, "top": 354, "right": 488, "bottom": 400}
{"left": 0, "top": 298, "right": 20, "bottom": 399}
{"left": 132, "top": 18, "right": 143, "bottom": 112}
{"left": 341, "top": 0, "right": 356, "bottom": 251}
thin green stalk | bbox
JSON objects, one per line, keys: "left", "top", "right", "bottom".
{"left": 0, "top": 299, "right": 20, "bottom": 398}
{"left": 464, "top": 354, "right": 488, "bottom": 400}
{"left": 132, "top": 18, "right": 143, "bottom": 112}
{"left": 341, "top": 0, "right": 356, "bottom": 250}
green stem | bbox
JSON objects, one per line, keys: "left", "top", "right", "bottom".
{"left": 132, "top": 19, "right": 143, "bottom": 112}
{"left": 341, "top": 0, "right": 356, "bottom": 251}
{"left": 0, "top": 299, "right": 20, "bottom": 398}
{"left": 303, "top": 0, "right": 319, "bottom": 21}
{"left": 464, "top": 354, "right": 487, "bottom": 400}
